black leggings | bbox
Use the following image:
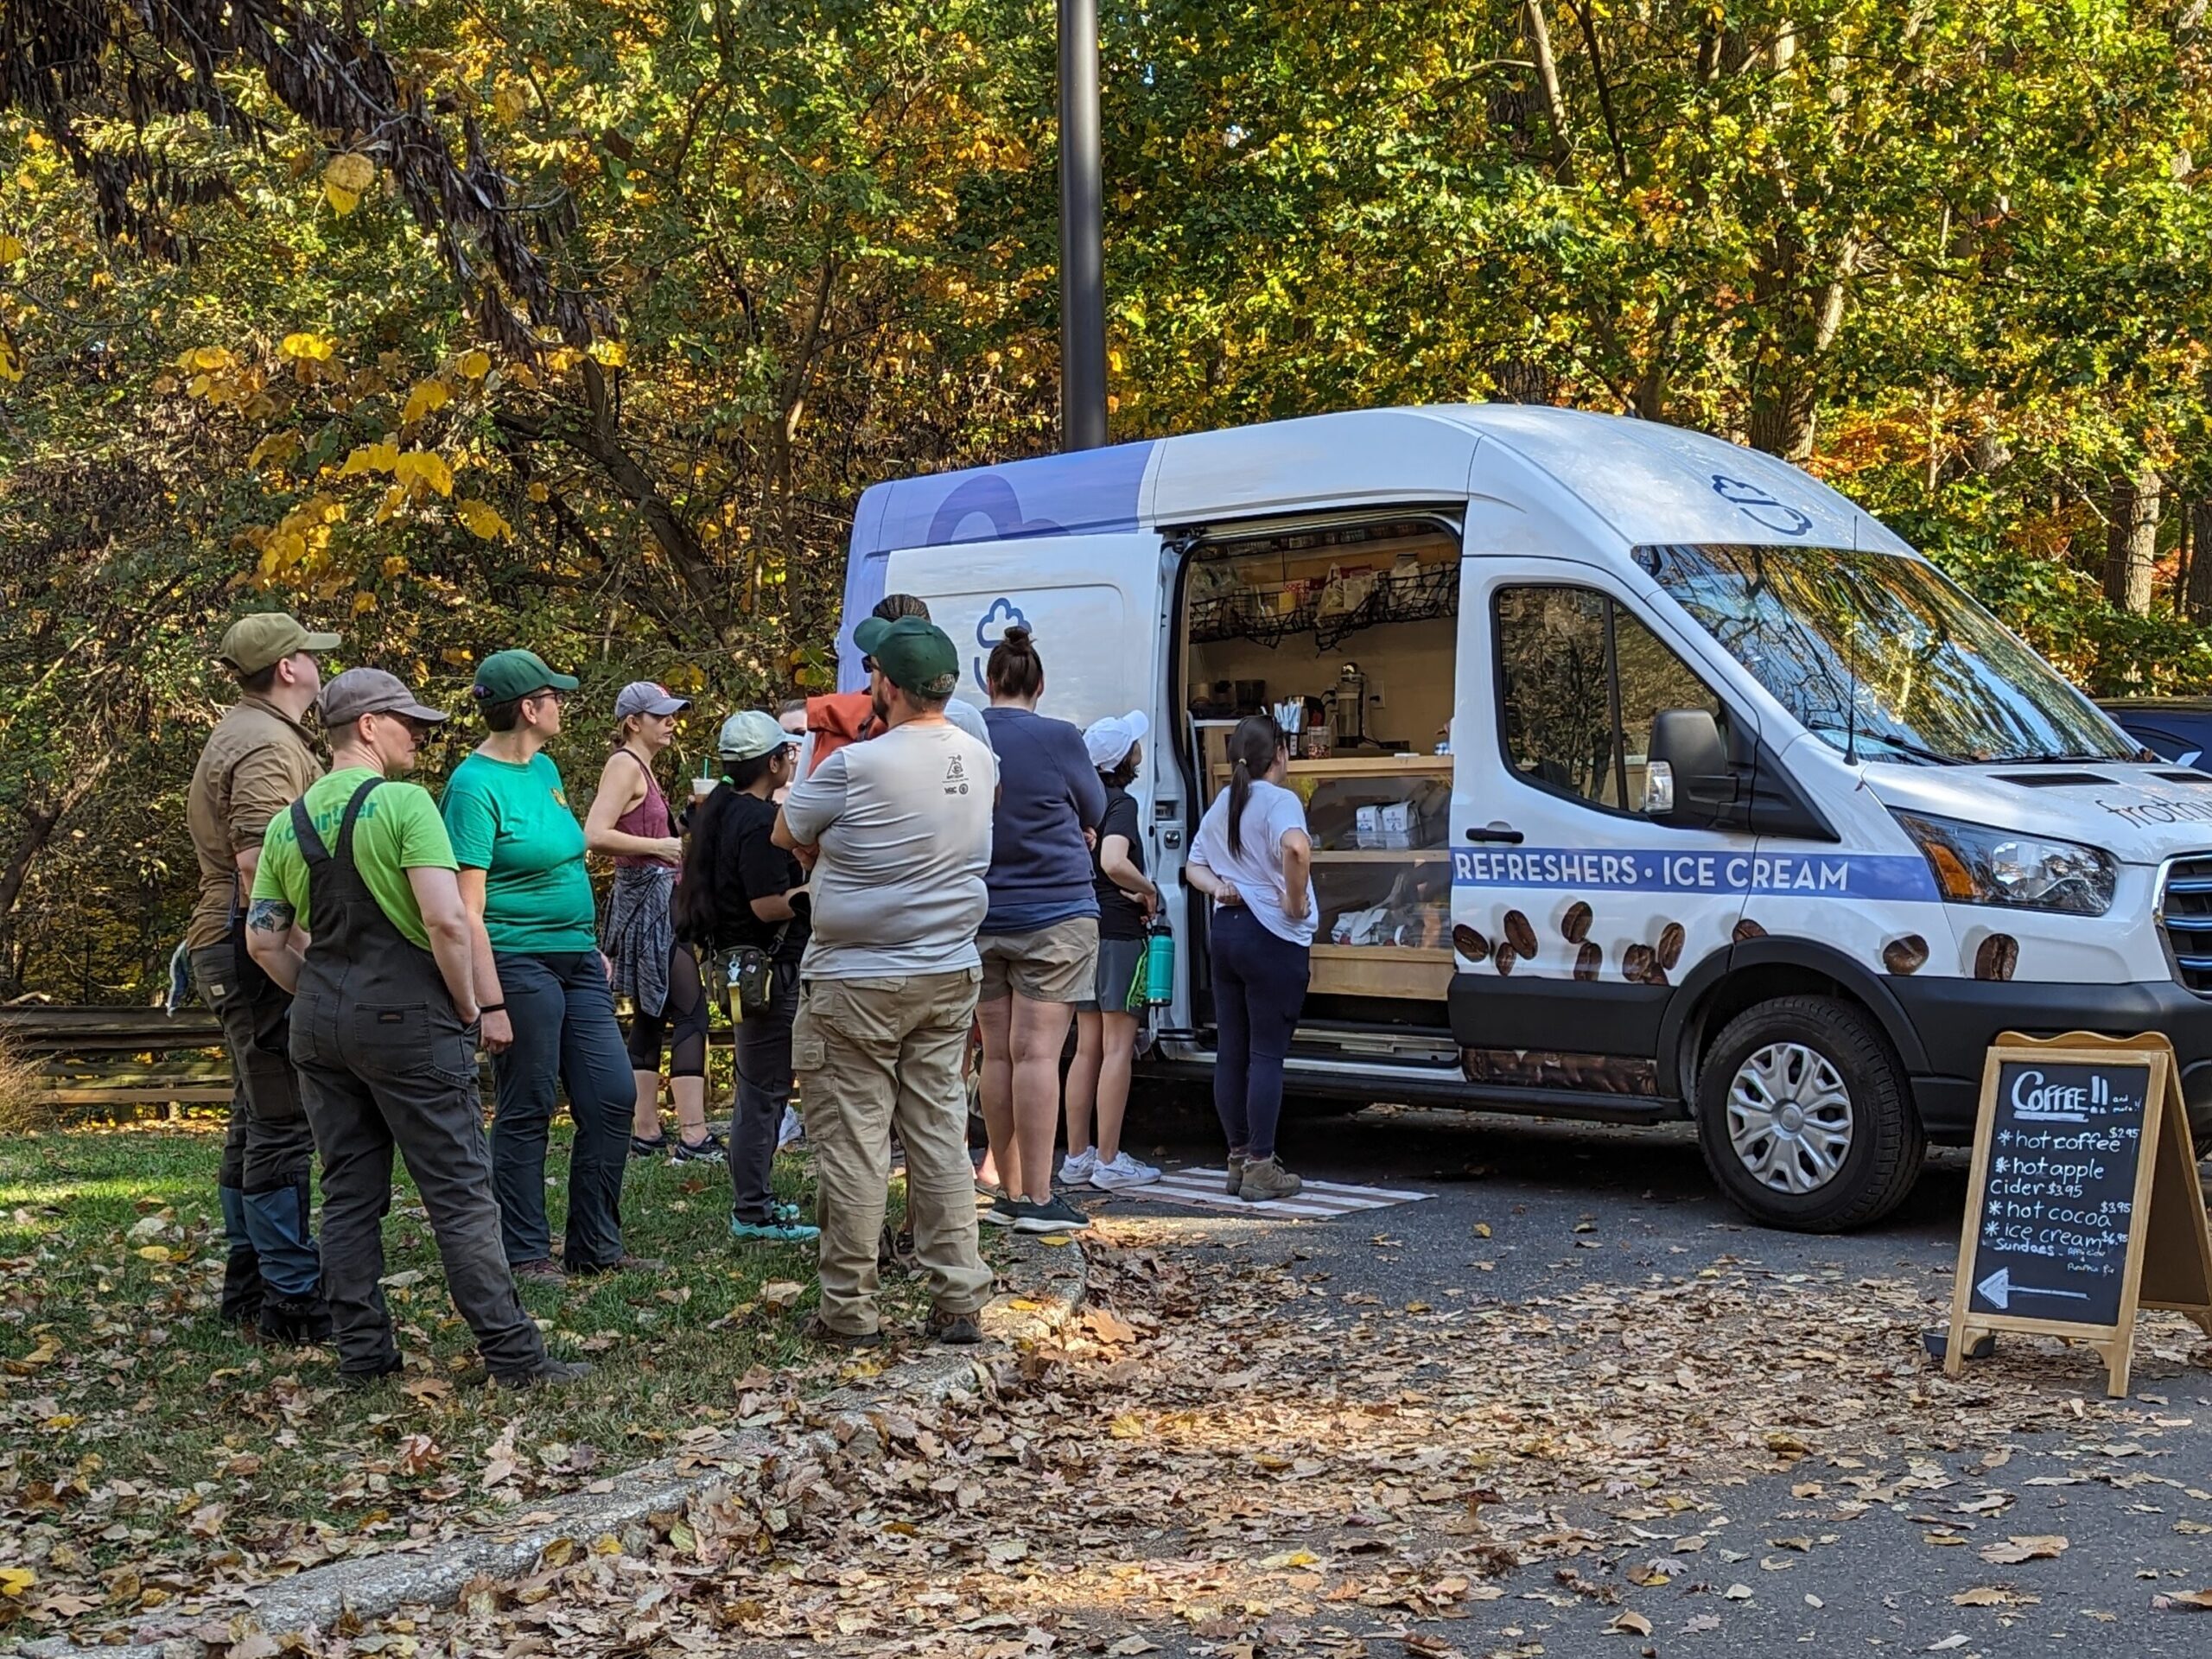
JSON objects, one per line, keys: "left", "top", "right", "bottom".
{"left": 1210, "top": 906, "right": 1311, "bottom": 1162}
{"left": 626, "top": 940, "right": 709, "bottom": 1077}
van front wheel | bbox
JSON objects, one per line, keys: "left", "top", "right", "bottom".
{"left": 1694, "top": 995, "right": 1924, "bottom": 1232}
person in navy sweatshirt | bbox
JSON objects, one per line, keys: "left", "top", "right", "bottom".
{"left": 975, "top": 626, "right": 1106, "bottom": 1235}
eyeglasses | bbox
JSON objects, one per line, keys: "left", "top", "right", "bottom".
{"left": 524, "top": 687, "right": 568, "bottom": 707}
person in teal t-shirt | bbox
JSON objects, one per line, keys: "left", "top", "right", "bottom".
{"left": 256, "top": 769, "right": 458, "bottom": 948}
{"left": 442, "top": 649, "right": 639, "bottom": 1281}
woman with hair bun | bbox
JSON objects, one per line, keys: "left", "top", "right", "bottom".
{"left": 975, "top": 624, "right": 1105, "bottom": 1235}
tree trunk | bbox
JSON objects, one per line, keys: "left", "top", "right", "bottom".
{"left": 2190, "top": 500, "right": 2212, "bottom": 622}
{"left": 2104, "top": 470, "right": 2162, "bottom": 615}
{"left": 1523, "top": 2, "right": 1573, "bottom": 175}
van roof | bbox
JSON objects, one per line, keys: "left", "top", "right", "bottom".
{"left": 849, "top": 404, "right": 1912, "bottom": 560}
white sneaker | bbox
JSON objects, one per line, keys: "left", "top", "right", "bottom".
{"left": 1059, "top": 1147, "right": 1098, "bottom": 1185}
{"left": 777, "top": 1107, "right": 804, "bottom": 1149}
{"left": 1090, "top": 1151, "right": 1161, "bottom": 1190}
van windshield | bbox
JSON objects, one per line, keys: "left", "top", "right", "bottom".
{"left": 1641, "top": 543, "right": 2136, "bottom": 766}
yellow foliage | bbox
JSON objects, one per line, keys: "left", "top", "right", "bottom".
{"left": 525, "top": 480, "right": 550, "bottom": 503}
{"left": 246, "top": 432, "right": 301, "bottom": 470}
{"left": 0, "top": 234, "right": 23, "bottom": 263}
{"left": 394, "top": 449, "right": 454, "bottom": 496}
{"left": 588, "top": 339, "right": 628, "bottom": 368}
{"left": 455, "top": 498, "right": 513, "bottom": 539}
{"left": 456, "top": 348, "right": 493, "bottom": 379}
{"left": 493, "top": 81, "right": 531, "bottom": 123}
{"left": 280, "top": 332, "right": 338, "bottom": 362}
{"left": 352, "top": 591, "right": 379, "bottom": 615}
{"left": 176, "top": 345, "right": 232, "bottom": 372}
{"left": 0, "top": 339, "right": 20, "bottom": 384}
{"left": 0, "top": 1566, "right": 35, "bottom": 1598}
{"left": 337, "top": 441, "right": 402, "bottom": 477}
{"left": 323, "top": 153, "right": 376, "bottom": 214}
{"left": 374, "top": 484, "right": 407, "bottom": 523}
{"left": 402, "top": 378, "right": 452, "bottom": 423}
{"left": 382, "top": 555, "right": 410, "bottom": 579}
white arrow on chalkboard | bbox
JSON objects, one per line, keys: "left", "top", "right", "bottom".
{"left": 1976, "top": 1267, "right": 2092, "bottom": 1312}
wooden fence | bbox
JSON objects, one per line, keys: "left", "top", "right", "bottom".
{"left": 1, "top": 1004, "right": 233, "bottom": 1112}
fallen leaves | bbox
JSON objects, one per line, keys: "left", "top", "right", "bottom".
{"left": 2154, "top": 1588, "right": 2212, "bottom": 1611}
{"left": 1979, "top": 1534, "right": 2069, "bottom": 1565}
{"left": 1605, "top": 1609, "right": 1652, "bottom": 1637}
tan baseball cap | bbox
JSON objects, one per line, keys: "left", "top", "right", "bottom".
{"left": 216, "top": 613, "right": 340, "bottom": 675}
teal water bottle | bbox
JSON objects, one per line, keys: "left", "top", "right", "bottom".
{"left": 1138, "top": 918, "right": 1175, "bottom": 1007}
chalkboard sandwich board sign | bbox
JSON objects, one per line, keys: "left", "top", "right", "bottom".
{"left": 1945, "top": 1032, "right": 2212, "bottom": 1397}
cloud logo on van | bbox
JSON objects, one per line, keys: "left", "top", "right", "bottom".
{"left": 1711, "top": 473, "right": 1814, "bottom": 537}
{"left": 926, "top": 474, "right": 1066, "bottom": 546}
{"left": 972, "top": 598, "right": 1029, "bottom": 692}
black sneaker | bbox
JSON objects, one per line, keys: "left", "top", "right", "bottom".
{"left": 671, "top": 1135, "right": 725, "bottom": 1165}
{"left": 1010, "top": 1195, "right": 1091, "bottom": 1236}
{"left": 493, "top": 1357, "right": 593, "bottom": 1391}
{"left": 630, "top": 1133, "right": 670, "bottom": 1160}
{"left": 978, "top": 1193, "right": 1019, "bottom": 1228}
{"left": 925, "top": 1306, "right": 982, "bottom": 1344}
{"left": 259, "top": 1293, "right": 334, "bottom": 1344}
{"left": 338, "top": 1359, "right": 405, "bottom": 1391}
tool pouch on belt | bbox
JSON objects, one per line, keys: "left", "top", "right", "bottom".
{"left": 705, "top": 933, "right": 785, "bottom": 1025}
{"left": 229, "top": 902, "right": 294, "bottom": 1057}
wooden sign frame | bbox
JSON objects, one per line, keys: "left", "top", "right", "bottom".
{"left": 1947, "top": 1031, "right": 2212, "bottom": 1397}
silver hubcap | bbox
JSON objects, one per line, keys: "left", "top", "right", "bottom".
{"left": 1726, "top": 1042, "right": 1853, "bottom": 1194}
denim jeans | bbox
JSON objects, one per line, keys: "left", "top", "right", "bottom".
{"left": 488, "top": 951, "right": 634, "bottom": 1270}
{"left": 1210, "top": 907, "right": 1311, "bottom": 1162}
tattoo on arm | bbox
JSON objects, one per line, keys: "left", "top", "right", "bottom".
{"left": 246, "top": 899, "right": 296, "bottom": 934}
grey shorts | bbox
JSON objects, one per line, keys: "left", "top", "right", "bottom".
{"left": 977, "top": 916, "right": 1100, "bottom": 1004}
{"left": 1077, "top": 937, "right": 1146, "bottom": 1014}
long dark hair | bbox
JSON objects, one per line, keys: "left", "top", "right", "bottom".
{"left": 671, "top": 786, "right": 728, "bottom": 944}
{"left": 986, "top": 624, "right": 1044, "bottom": 700}
{"left": 1224, "top": 714, "right": 1284, "bottom": 858}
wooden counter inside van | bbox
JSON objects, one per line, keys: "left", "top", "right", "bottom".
{"left": 1204, "top": 753, "right": 1454, "bottom": 1001}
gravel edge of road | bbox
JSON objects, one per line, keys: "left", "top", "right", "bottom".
{"left": 34, "top": 1233, "right": 1088, "bottom": 1659}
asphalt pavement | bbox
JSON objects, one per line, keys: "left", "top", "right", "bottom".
{"left": 1066, "top": 1100, "right": 2212, "bottom": 1659}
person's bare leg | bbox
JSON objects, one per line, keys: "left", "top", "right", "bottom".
{"left": 1065, "top": 1012, "right": 1103, "bottom": 1162}
{"left": 976, "top": 995, "right": 1020, "bottom": 1200}
{"left": 1008, "top": 994, "right": 1073, "bottom": 1204}
{"left": 671, "top": 1074, "right": 709, "bottom": 1146}
{"left": 630, "top": 1071, "right": 661, "bottom": 1141}
{"left": 1095, "top": 1011, "right": 1140, "bottom": 1164}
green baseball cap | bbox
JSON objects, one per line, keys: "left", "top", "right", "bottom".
{"left": 854, "top": 614, "right": 959, "bottom": 697}
{"left": 216, "top": 612, "right": 340, "bottom": 675}
{"left": 472, "top": 648, "right": 580, "bottom": 703}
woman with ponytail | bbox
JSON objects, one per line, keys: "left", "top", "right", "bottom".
{"left": 1184, "top": 714, "right": 1314, "bottom": 1201}
{"left": 976, "top": 624, "right": 1106, "bottom": 1235}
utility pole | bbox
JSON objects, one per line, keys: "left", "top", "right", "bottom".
{"left": 1058, "top": 0, "right": 1107, "bottom": 451}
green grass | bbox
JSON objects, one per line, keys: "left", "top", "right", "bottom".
{"left": 0, "top": 1117, "right": 945, "bottom": 1619}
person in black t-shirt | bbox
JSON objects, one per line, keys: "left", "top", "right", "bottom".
{"left": 674, "top": 711, "right": 818, "bottom": 1243}
{"left": 1063, "top": 713, "right": 1164, "bottom": 1192}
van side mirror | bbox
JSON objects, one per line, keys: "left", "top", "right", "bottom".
{"left": 1645, "top": 709, "right": 1739, "bottom": 827}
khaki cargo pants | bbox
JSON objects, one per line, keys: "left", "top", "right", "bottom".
{"left": 792, "top": 968, "right": 994, "bottom": 1337}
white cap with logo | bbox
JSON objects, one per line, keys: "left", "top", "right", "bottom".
{"left": 1083, "top": 709, "right": 1150, "bottom": 770}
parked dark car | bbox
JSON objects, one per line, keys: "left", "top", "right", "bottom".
{"left": 2100, "top": 698, "right": 2212, "bottom": 768}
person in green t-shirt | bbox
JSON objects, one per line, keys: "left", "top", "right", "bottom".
{"left": 255, "top": 759, "right": 459, "bottom": 949}
{"left": 442, "top": 649, "right": 642, "bottom": 1282}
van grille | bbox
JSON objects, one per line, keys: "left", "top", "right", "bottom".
{"left": 2158, "top": 856, "right": 2212, "bottom": 995}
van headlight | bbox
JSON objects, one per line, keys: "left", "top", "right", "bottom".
{"left": 1894, "top": 811, "right": 2117, "bottom": 916}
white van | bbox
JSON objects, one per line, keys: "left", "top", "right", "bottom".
{"left": 841, "top": 405, "right": 2212, "bottom": 1231}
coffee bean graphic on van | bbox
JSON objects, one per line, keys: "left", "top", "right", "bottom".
{"left": 1974, "top": 932, "right": 2019, "bottom": 982}
{"left": 1573, "top": 941, "right": 1602, "bottom": 981}
{"left": 1503, "top": 910, "right": 1538, "bottom": 960}
{"left": 1560, "top": 900, "right": 1593, "bottom": 944}
{"left": 1656, "top": 921, "right": 1686, "bottom": 971}
{"left": 1883, "top": 935, "right": 1929, "bottom": 976}
{"left": 1452, "top": 924, "right": 1491, "bottom": 963}
{"left": 1732, "top": 917, "right": 1766, "bottom": 943}
{"left": 1622, "top": 943, "right": 1656, "bottom": 983}
{"left": 1494, "top": 942, "right": 1518, "bottom": 976}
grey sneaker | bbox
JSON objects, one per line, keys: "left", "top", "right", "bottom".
{"left": 1224, "top": 1153, "right": 1249, "bottom": 1196}
{"left": 1237, "top": 1155, "right": 1303, "bottom": 1202}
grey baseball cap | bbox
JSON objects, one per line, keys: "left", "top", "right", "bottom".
{"left": 614, "top": 680, "right": 691, "bottom": 720}
{"left": 320, "top": 668, "right": 449, "bottom": 727}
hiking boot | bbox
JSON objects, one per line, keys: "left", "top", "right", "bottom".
{"left": 259, "top": 1293, "right": 334, "bottom": 1344}
{"left": 219, "top": 1247, "right": 265, "bottom": 1332}
{"left": 671, "top": 1135, "right": 726, "bottom": 1165}
{"left": 805, "top": 1317, "right": 884, "bottom": 1351}
{"left": 1011, "top": 1195, "right": 1092, "bottom": 1236}
{"left": 569, "top": 1253, "right": 667, "bottom": 1277}
{"left": 1238, "top": 1155, "right": 1303, "bottom": 1202}
{"left": 1224, "top": 1153, "right": 1249, "bottom": 1196}
{"left": 925, "top": 1306, "right": 983, "bottom": 1345}
{"left": 512, "top": 1258, "right": 567, "bottom": 1285}
{"left": 1058, "top": 1147, "right": 1097, "bottom": 1185}
{"left": 493, "top": 1357, "right": 593, "bottom": 1391}
{"left": 338, "top": 1359, "right": 405, "bottom": 1392}
{"left": 629, "top": 1133, "right": 670, "bottom": 1160}
{"left": 731, "top": 1215, "right": 821, "bottom": 1245}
